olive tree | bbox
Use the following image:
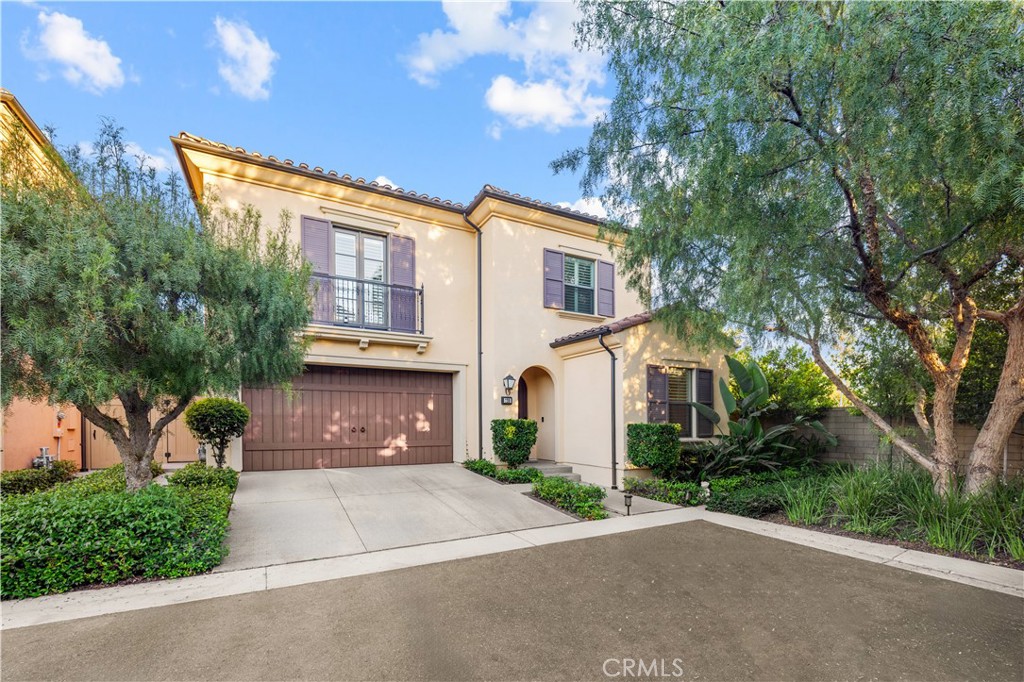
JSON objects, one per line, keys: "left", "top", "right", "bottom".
{"left": 557, "top": 1, "right": 1024, "bottom": 493}
{"left": 2, "top": 121, "right": 311, "bottom": 490}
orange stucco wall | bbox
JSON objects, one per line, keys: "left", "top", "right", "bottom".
{"left": 1, "top": 400, "right": 82, "bottom": 471}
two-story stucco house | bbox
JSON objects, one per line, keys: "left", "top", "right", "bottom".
{"left": 172, "top": 132, "right": 729, "bottom": 487}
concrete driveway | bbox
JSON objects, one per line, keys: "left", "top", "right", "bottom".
{"left": 216, "top": 464, "right": 574, "bottom": 571}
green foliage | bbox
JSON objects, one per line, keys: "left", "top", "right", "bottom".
{"left": 1, "top": 120, "right": 310, "bottom": 488}
{"left": 168, "top": 462, "right": 240, "bottom": 492}
{"left": 532, "top": 477, "right": 608, "bottom": 520}
{"left": 559, "top": 2, "right": 1024, "bottom": 484}
{"left": 1, "top": 478, "right": 234, "bottom": 599}
{"left": 735, "top": 347, "right": 836, "bottom": 419}
{"left": 184, "top": 398, "right": 250, "bottom": 468}
{"left": 462, "top": 459, "right": 498, "bottom": 477}
{"left": 709, "top": 468, "right": 806, "bottom": 495}
{"left": 490, "top": 419, "right": 538, "bottom": 469}
{"left": 623, "top": 477, "right": 705, "bottom": 506}
{"left": 494, "top": 467, "right": 545, "bottom": 484}
{"left": 626, "top": 423, "right": 681, "bottom": 477}
{"left": 706, "top": 482, "right": 788, "bottom": 518}
{"left": 781, "top": 476, "right": 835, "bottom": 526}
{"left": 0, "top": 460, "right": 78, "bottom": 498}
{"left": 687, "top": 355, "right": 835, "bottom": 478}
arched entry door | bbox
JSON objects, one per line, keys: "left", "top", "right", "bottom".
{"left": 518, "top": 366, "right": 556, "bottom": 462}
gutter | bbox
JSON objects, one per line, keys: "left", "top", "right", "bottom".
{"left": 462, "top": 212, "right": 485, "bottom": 460}
{"left": 597, "top": 332, "right": 619, "bottom": 490}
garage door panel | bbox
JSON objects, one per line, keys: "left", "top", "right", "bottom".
{"left": 242, "top": 366, "right": 453, "bottom": 471}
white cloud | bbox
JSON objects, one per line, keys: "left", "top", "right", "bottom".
{"left": 24, "top": 11, "right": 125, "bottom": 94}
{"left": 373, "top": 175, "right": 396, "bottom": 187}
{"left": 213, "top": 17, "right": 278, "bottom": 101}
{"left": 405, "top": 1, "right": 607, "bottom": 134}
{"left": 556, "top": 197, "right": 607, "bottom": 219}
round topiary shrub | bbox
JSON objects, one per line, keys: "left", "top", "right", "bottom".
{"left": 184, "top": 398, "right": 251, "bottom": 468}
{"left": 626, "top": 423, "right": 682, "bottom": 478}
{"left": 490, "top": 419, "right": 538, "bottom": 469}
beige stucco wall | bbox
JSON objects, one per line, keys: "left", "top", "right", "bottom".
{"left": 185, "top": 151, "right": 480, "bottom": 467}
{"left": 474, "top": 201, "right": 639, "bottom": 465}
{"left": 554, "top": 320, "right": 730, "bottom": 487}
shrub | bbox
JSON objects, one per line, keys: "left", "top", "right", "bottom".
{"left": 184, "top": 398, "right": 251, "bottom": 468}
{"left": 0, "top": 460, "right": 78, "bottom": 498}
{"left": 623, "top": 477, "right": 705, "bottom": 506}
{"left": 168, "top": 462, "right": 239, "bottom": 492}
{"left": 972, "top": 479, "right": 1024, "bottom": 560}
{"left": 490, "top": 419, "right": 537, "bottom": 469}
{"left": 626, "top": 423, "right": 681, "bottom": 478}
{"left": 709, "top": 468, "right": 805, "bottom": 495}
{"left": 1, "top": 482, "right": 233, "bottom": 599}
{"left": 494, "top": 467, "right": 544, "bottom": 484}
{"left": 706, "top": 482, "right": 787, "bottom": 517}
{"left": 532, "top": 476, "right": 608, "bottom": 520}
{"left": 463, "top": 459, "right": 498, "bottom": 477}
{"left": 831, "top": 463, "right": 902, "bottom": 535}
{"left": 781, "top": 476, "right": 834, "bottom": 525}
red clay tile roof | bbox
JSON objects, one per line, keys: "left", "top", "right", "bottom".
{"left": 172, "top": 132, "right": 607, "bottom": 226}
{"left": 549, "top": 311, "right": 654, "bottom": 348}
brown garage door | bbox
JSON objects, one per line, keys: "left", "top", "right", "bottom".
{"left": 241, "top": 366, "right": 453, "bottom": 471}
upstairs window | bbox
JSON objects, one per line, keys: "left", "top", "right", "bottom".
{"left": 563, "top": 255, "right": 595, "bottom": 315}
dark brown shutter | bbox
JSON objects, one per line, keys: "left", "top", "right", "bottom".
{"left": 390, "top": 235, "right": 417, "bottom": 332}
{"left": 696, "top": 369, "right": 715, "bottom": 437}
{"left": 597, "top": 260, "right": 615, "bottom": 317}
{"left": 646, "top": 365, "right": 668, "bottom": 423}
{"left": 543, "top": 249, "right": 564, "bottom": 309}
{"left": 302, "top": 216, "right": 332, "bottom": 323}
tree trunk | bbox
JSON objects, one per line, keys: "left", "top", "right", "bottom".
{"left": 123, "top": 395, "right": 158, "bottom": 492}
{"left": 965, "top": 313, "right": 1024, "bottom": 493}
{"left": 929, "top": 376, "right": 962, "bottom": 495}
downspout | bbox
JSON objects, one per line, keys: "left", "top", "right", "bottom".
{"left": 462, "top": 212, "right": 484, "bottom": 460}
{"left": 598, "top": 332, "right": 618, "bottom": 489}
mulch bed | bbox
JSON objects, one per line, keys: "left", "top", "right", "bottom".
{"left": 760, "top": 511, "right": 1024, "bottom": 571}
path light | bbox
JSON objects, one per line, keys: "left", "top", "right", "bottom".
{"left": 624, "top": 492, "right": 633, "bottom": 516}
{"left": 502, "top": 374, "right": 516, "bottom": 396}
{"left": 197, "top": 443, "right": 207, "bottom": 465}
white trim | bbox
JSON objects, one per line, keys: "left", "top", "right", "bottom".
{"left": 303, "top": 353, "right": 464, "bottom": 373}
{"left": 320, "top": 205, "right": 400, "bottom": 232}
{"left": 556, "top": 310, "right": 606, "bottom": 323}
{"left": 305, "top": 324, "right": 432, "bottom": 351}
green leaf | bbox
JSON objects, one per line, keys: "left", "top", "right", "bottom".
{"left": 726, "top": 355, "right": 754, "bottom": 395}
{"left": 691, "top": 401, "right": 721, "bottom": 425}
{"left": 719, "top": 377, "right": 737, "bottom": 414}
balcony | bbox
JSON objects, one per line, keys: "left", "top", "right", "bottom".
{"left": 310, "top": 273, "right": 424, "bottom": 335}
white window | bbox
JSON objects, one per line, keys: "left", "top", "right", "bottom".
{"left": 564, "top": 255, "right": 595, "bottom": 315}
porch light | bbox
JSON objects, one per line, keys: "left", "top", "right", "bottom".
{"left": 502, "top": 374, "right": 516, "bottom": 396}
{"left": 623, "top": 493, "right": 633, "bottom": 516}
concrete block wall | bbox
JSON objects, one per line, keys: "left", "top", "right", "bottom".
{"left": 814, "top": 408, "right": 1023, "bottom": 478}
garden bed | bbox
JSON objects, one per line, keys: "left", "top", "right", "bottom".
{"left": 759, "top": 512, "right": 1024, "bottom": 571}
{"left": 1, "top": 462, "right": 239, "bottom": 599}
{"left": 462, "top": 459, "right": 544, "bottom": 484}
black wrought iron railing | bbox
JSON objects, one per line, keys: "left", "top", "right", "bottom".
{"left": 310, "top": 273, "right": 424, "bottom": 334}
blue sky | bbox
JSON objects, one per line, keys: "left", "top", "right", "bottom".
{"left": 2, "top": 1, "right": 609, "bottom": 214}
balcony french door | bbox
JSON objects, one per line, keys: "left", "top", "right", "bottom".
{"left": 334, "top": 229, "right": 388, "bottom": 329}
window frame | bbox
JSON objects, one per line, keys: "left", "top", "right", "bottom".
{"left": 563, "top": 254, "right": 596, "bottom": 315}
{"left": 332, "top": 226, "right": 390, "bottom": 329}
{"left": 666, "top": 367, "right": 695, "bottom": 438}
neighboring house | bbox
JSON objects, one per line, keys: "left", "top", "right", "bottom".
{"left": 173, "top": 133, "right": 729, "bottom": 486}
{"left": 0, "top": 91, "right": 199, "bottom": 472}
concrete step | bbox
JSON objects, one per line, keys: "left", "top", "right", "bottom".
{"left": 525, "top": 461, "right": 580, "bottom": 482}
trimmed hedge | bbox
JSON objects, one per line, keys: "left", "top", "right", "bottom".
{"left": 0, "top": 460, "right": 78, "bottom": 498}
{"left": 168, "top": 462, "right": 239, "bottom": 491}
{"left": 626, "top": 423, "right": 682, "bottom": 478}
{"left": 463, "top": 459, "right": 498, "bottom": 477}
{"left": 623, "top": 477, "right": 705, "bottom": 506}
{"left": 705, "top": 482, "right": 788, "bottom": 517}
{"left": 708, "top": 468, "right": 805, "bottom": 495}
{"left": 462, "top": 459, "right": 542, "bottom": 484}
{"left": 1, "top": 462, "right": 234, "bottom": 599}
{"left": 490, "top": 419, "right": 538, "bottom": 469}
{"left": 494, "top": 467, "right": 544, "bottom": 484}
{"left": 184, "top": 398, "right": 250, "bottom": 468}
{"left": 532, "top": 476, "right": 608, "bottom": 520}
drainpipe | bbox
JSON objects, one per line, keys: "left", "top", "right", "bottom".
{"left": 462, "top": 212, "right": 484, "bottom": 460}
{"left": 598, "top": 331, "right": 618, "bottom": 489}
